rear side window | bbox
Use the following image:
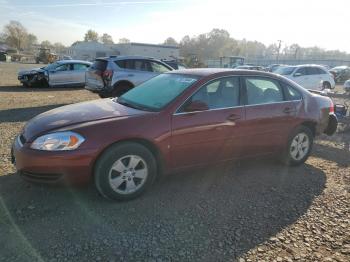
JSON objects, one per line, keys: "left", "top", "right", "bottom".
{"left": 283, "top": 83, "right": 302, "bottom": 100}
{"left": 134, "top": 60, "right": 152, "bottom": 71}
{"left": 307, "top": 67, "right": 325, "bottom": 75}
{"left": 245, "top": 78, "right": 283, "bottom": 105}
{"left": 150, "top": 61, "right": 171, "bottom": 73}
{"left": 91, "top": 60, "right": 107, "bottom": 71}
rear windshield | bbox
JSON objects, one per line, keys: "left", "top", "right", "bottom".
{"left": 91, "top": 59, "right": 107, "bottom": 71}
{"left": 274, "top": 66, "right": 296, "bottom": 75}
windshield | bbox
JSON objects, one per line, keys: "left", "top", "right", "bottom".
{"left": 274, "top": 66, "right": 296, "bottom": 75}
{"left": 118, "top": 74, "right": 199, "bottom": 111}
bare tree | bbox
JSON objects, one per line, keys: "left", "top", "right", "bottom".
{"left": 2, "top": 20, "right": 28, "bottom": 50}
{"left": 100, "top": 33, "right": 114, "bottom": 44}
{"left": 41, "top": 40, "right": 52, "bottom": 48}
{"left": 118, "top": 38, "right": 130, "bottom": 44}
{"left": 84, "top": 30, "right": 99, "bottom": 42}
{"left": 163, "top": 37, "right": 178, "bottom": 46}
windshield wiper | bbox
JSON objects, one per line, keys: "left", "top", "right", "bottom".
{"left": 117, "top": 98, "right": 150, "bottom": 111}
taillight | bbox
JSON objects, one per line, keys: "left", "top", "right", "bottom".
{"left": 102, "top": 70, "right": 113, "bottom": 81}
{"left": 329, "top": 100, "right": 334, "bottom": 114}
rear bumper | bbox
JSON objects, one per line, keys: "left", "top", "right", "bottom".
{"left": 11, "top": 136, "right": 96, "bottom": 185}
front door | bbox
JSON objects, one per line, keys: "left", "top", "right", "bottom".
{"left": 49, "top": 63, "right": 73, "bottom": 86}
{"left": 171, "top": 76, "right": 246, "bottom": 169}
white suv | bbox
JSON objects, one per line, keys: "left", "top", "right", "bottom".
{"left": 274, "top": 65, "right": 335, "bottom": 90}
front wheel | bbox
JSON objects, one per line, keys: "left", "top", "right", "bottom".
{"left": 94, "top": 142, "right": 157, "bottom": 200}
{"left": 282, "top": 126, "right": 314, "bottom": 166}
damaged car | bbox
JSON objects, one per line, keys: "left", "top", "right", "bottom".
{"left": 18, "top": 60, "right": 92, "bottom": 88}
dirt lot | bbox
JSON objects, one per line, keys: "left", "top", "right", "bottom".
{"left": 0, "top": 63, "right": 349, "bottom": 262}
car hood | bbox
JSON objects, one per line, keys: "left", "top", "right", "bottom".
{"left": 18, "top": 68, "right": 45, "bottom": 76}
{"left": 22, "top": 98, "right": 146, "bottom": 141}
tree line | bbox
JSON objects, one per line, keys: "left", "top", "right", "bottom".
{"left": 1, "top": 21, "right": 350, "bottom": 63}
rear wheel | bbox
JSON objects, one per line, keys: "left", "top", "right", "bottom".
{"left": 94, "top": 142, "right": 157, "bottom": 200}
{"left": 282, "top": 126, "right": 314, "bottom": 166}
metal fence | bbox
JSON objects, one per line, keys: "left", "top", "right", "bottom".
{"left": 245, "top": 58, "right": 350, "bottom": 67}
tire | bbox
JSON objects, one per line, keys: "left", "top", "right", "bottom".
{"left": 323, "top": 81, "right": 332, "bottom": 90}
{"left": 94, "top": 142, "right": 157, "bottom": 201}
{"left": 282, "top": 126, "right": 314, "bottom": 166}
{"left": 111, "top": 83, "right": 133, "bottom": 97}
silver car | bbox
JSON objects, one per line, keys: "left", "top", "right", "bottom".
{"left": 18, "top": 60, "right": 92, "bottom": 88}
{"left": 85, "top": 56, "right": 173, "bottom": 97}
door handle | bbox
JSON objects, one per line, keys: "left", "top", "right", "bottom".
{"left": 227, "top": 114, "right": 241, "bottom": 121}
{"left": 283, "top": 107, "right": 295, "bottom": 114}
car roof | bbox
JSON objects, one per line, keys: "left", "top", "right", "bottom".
{"left": 168, "top": 68, "right": 277, "bottom": 77}
{"left": 98, "top": 55, "right": 161, "bottom": 61}
{"left": 57, "top": 59, "right": 92, "bottom": 64}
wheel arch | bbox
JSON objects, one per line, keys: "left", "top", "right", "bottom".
{"left": 92, "top": 138, "right": 164, "bottom": 177}
{"left": 300, "top": 121, "right": 317, "bottom": 136}
{"left": 113, "top": 80, "right": 134, "bottom": 89}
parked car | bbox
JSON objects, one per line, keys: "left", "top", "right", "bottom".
{"left": 329, "top": 66, "right": 350, "bottom": 83}
{"left": 18, "top": 60, "right": 92, "bottom": 88}
{"left": 344, "top": 79, "right": 350, "bottom": 93}
{"left": 85, "top": 56, "right": 173, "bottom": 98}
{"left": 266, "top": 64, "right": 285, "bottom": 72}
{"left": 12, "top": 69, "right": 337, "bottom": 200}
{"left": 235, "top": 65, "right": 265, "bottom": 71}
{"left": 274, "top": 64, "right": 335, "bottom": 90}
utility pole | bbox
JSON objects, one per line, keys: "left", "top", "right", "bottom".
{"left": 276, "top": 40, "right": 282, "bottom": 63}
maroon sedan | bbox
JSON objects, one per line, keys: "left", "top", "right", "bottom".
{"left": 12, "top": 69, "right": 337, "bottom": 200}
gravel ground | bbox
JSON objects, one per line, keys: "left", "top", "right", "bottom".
{"left": 0, "top": 63, "right": 349, "bottom": 262}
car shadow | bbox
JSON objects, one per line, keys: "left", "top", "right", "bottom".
{"left": 0, "top": 159, "right": 326, "bottom": 261}
{"left": 0, "top": 104, "right": 67, "bottom": 122}
{"left": 0, "top": 85, "right": 85, "bottom": 93}
{"left": 313, "top": 141, "right": 350, "bottom": 167}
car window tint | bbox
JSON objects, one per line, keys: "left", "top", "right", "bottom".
{"left": 115, "top": 60, "right": 126, "bottom": 68}
{"left": 133, "top": 60, "right": 148, "bottom": 71}
{"left": 307, "top": 67, "right": 321, "bottom": 75}
{"left": 246, "top": 78, "right": 283, "bottom": 105}
{"left": 150, "top": 61, "right": 171, "bottom": 73}
{"left": 73, "top": 64, "right": 89, "bottom": 70}
{"left": 55, "top": 64, "right": 70, "bottom": 71}
{"left": 317, "top": 67, "right": 327, "bottom": 74}
{"left": 284, "top": 83, "right": 302, "bottom": 100}
{"left": 188, "top": 77, "right": 240, "bottom": 110}
{"left": 295, "top": 67, "right": 307, "bottom": 75}
{"left": 124, "top": 60, "right": 135, "bottom": 70}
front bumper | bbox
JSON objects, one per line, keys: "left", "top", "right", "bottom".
{"left": 324, "top": 113, "right": 338, "bottom": 136}
{"left": 11, "top": 136, "right": 96, "bottom": 185}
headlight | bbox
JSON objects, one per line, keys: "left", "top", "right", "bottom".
{"left": 30, "top": 131, "right": 85, "bottom": 151}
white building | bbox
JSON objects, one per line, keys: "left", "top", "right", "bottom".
{"left": 67, "top": 41, "right": 179, "bottom": 61}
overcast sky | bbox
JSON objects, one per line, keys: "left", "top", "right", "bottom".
{"left": 0, "top": 0, "right": 349, "bottom": 52}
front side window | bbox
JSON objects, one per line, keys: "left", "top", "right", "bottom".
{"left": 184, "top": 77, "right": 240, "bottom": 110}
{"left": 118, "top": 74, "right": 198, "bottom": 111}
{"left": 150, "top": 61, "right": 171, "bottom": 73}
{"left": 134, "top": 60, "right": 151, "bottom": 72}
{"left": 245, "top": 78, "right": 283, "bottom": 105}
{"left": 295, "top": 67, "right": 307, "bottom": 76}
{"left": 73, "top": 64, "right": 89, "bottom": 70}
{"left": 55, "top": 64, "right": 70, "bottom": 72}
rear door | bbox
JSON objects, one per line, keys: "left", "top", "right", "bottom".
{"left": 242, "top": 77, "right": 299, "bottom": 156}
{"left": 306, "top": 67, "right": 323, "bottom": 90}
{"left": 171, "top": 76, "right": 246, "bottom": 168}
{"left": 48, "top": 63, "right": 73, "bottom": 86}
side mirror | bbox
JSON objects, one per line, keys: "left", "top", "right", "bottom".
{"left": 184, "top": 100, "right": 209, "bottom": 112}
{"left": 294, "top": 72, "right": 302, "bottom": 77}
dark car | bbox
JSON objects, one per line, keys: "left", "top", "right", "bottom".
{"left": 12, "top": 69, "right": 337, "bottom": 200}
